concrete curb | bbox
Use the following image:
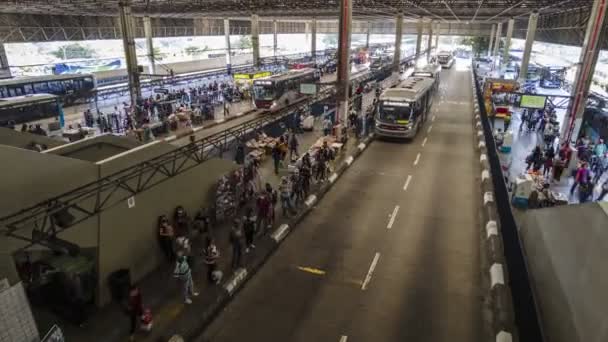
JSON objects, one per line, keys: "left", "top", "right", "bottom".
{"left": 470, "top": 70, "right": 517, "bottom": 342}
{"left": 182, "top": 133, "right": 376, "bottom": 341}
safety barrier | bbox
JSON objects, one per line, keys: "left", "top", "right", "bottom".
{"left": 470, "top": 70, "right": 517, "bottom": 342}
{"left": 470, "top": 68, "right": 543, "bottom": 342}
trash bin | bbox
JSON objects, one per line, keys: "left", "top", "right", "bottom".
{"left": 108, "top": 269, "right": 131, "bottom": 302}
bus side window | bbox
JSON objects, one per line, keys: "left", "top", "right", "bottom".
{"left": 48, "top": 81, "right": 64, "bottom": 93}
{"left": 8, "top": 86, "right": 23, "bottom": 96}
{"left": 34, "top": 82, "right": 50, "bottom": 93}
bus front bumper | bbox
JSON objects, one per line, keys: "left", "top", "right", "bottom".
{"left": 375, "top": 125, "right": 416, "bottom": 139}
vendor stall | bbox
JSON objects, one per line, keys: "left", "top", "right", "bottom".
{"left": 483, "top": 78, "right": 519, "bottom": 119}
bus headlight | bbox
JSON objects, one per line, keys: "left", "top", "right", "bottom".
{"left": 271, "top": 101, "right": 278, "bottom": 109}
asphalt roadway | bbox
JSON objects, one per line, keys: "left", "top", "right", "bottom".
{"left": 199, "top": 59, "right": 483, "bottom": 342}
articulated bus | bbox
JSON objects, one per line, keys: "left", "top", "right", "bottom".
{"left": 252, "top": 68, "right": 320, "bottom": 110}
{"left": 375, "top": 77, "right": 436, "bottom": 139}
{"left": 436, "top": 51, "right": 455, "bottom": 69}
{"left": 411, "top": 64, "right": 441, "bottom": 90}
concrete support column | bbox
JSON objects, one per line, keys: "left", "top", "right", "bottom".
{"left": 311, "top": 18, "right": 317, "bottom": 59}
{"left": 519, "top": 12, "right": 538, "bottom": 82}
{"left": 427, "top": 20, "right": 433, "bottom": 62}
{"left": 0, "top": 43, "right": 10, "bottom": 79}
{"left": 366, "top": 21, "right": 371, "bottom": 49}
{"left": 118, "top": 0, "right": 141, "bottom": 105}
{"left": 502, "top": 18, "right": 515, "bottom": 68}
{"left": 562, "top": 0, "right": 608, "bottom": 143}
{"left": 336, "top": 0, "right": 352, "bottom": 125}
{"left": 273, "top": 20, "right": 278, "bottom": 57}
{"left": 492, "top": 23, "right": 502, "bottom": 58}
{"left": 251, "top": 14, "right": 260, "bottom": 68}
{"left": 224, "top": 19, "right": 232, "bottom": 73}
{"left": 488, "top": 24, "right": 496, "bottom": 57}
{"left": 415, "top": 17, "right": 423, "bottom": 61}
{"left": 143, "top": 16, "right": 156, "bottom": 75}
{"left": 435, "top": 22, "right": 440, "bottom": 52}
{"left": 393, "top": 13, "right": 403, "bottom": 72}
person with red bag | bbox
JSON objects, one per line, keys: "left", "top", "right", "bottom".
{"left": 127, "top": 285, "right": 144, "bottom": 340}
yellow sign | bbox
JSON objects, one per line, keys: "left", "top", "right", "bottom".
{"left": 253, "top": 71, "right": 271, "bottom": 79}
{"left": 233, "top": 71, "right": 271, "bottom": 80}
{"left": 396, "top": 120, "right": 409, "bottom": 124}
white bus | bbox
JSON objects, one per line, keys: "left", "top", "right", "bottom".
{"left": 436, "top": 51, "right": 455, "bottom": 69}
{"left": 375, "top": 77, "right": 436, "bottom": 139}
{"left": 253, "top": 68, "right": 320, "bottom": 111}
{"left": 412, "top": 64, "right": 441, "bottom": 90}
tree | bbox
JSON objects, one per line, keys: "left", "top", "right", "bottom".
{"left": 322, "top": 34, "right": 338, "bottom": 48}
{"left": 237, "top": 36, "right": 252, "bottom": 50}
{"left": 460, "top": 36, "right": 489, "bottom": 57}
{"left": 152, "top": 47, "right": 164, "bottom": 60}
{"left": 184, "top": 45, "right": 209, "bottom": 56}
{"left": 50, "top": 43, "right": 95, "bottom": 60}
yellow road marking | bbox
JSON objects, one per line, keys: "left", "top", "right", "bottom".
{"left": 297, "top": 266, "right": 326, "bottom": 275}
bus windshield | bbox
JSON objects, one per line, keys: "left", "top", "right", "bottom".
{"left": 253, "top": 84, "right": 275, "bottom": 100}
{"left": 379, "top": 101, "right": 412, "bottom": 123}
{"left": 437, "top": 55, "right": 451, "bottom": 63}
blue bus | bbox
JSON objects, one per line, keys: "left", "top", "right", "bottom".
{"left": 0, "top": 74, "right": 96, "bottom": 105}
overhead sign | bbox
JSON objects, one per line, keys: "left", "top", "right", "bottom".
{"left": 520, "top": 95, "right": 547, "bottom": 109}
{"left": 300, "top": 83, "right": 317, "bottom": 95}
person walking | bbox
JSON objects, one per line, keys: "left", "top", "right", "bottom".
{"left": 256, "top": 191, "right": 271, "bottom": 235}
{"left": 597, "top": 180, "right": 608, "bottom": 201}
{"left": 570, "top": 162, "right": 590, "bottom": 195}
{"left": 127, "top": 285, "right": 144, "bottom": 340}
{"left": 543, "top": 147, "right": 555, "bottom": 178}
{"left": 279, "top": 177, "right": 294, "bottom": 217}
{"left": 202, "top": 237, "right": 221, "bottom": 284}
{"left": 243, "top": 208, "right": 256, "bottom": 252}
{"left": 272, "top": 143, "right": 282, "bottom": 175}
{"left": 289, "top": 133, "right": 299, "bottom": 160}
{"left": 229, "top": 220, "right": 244, "bottom": 270}
{"left": 323, "top": 116, "right": 333, "bottom": 136}
{"left": 158, "top": 215, "right": 175, "bottom": 262}
{"left": 173, "top": 256, "right": 199, "bottom": 304}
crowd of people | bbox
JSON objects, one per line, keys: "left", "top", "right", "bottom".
{"left": 524, "top": 136, "right": 608, "bottom": 203}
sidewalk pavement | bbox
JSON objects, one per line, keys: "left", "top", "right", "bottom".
{"left": 33, "top": 72, "right": 399, "bottom": 342}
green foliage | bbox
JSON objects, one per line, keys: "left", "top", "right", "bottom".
{"left": 184, "top": 45, "right": 209, "bottom": 56}
{"left": 460, "top": 36, "right": 490, "bottom": 56}
{"left": 322, "top": 35, "right": 338, "bottom": 47}
{"left": 49, "top": 43, "right": 95, "bottom": 60}
{"left": 237, "top": 36, "right": 252, "bottom": 49}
